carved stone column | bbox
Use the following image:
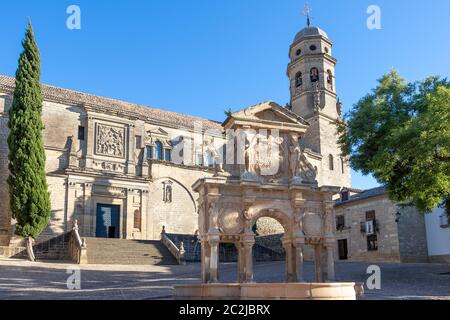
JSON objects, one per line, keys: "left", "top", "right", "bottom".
{"left": 140, "top": 190, "right": 149, "bottom": 239}
{"left": 127, "top": 124, "right": 136, "bottom": 175}
{"left": 283, "top": 238, "right": 297, "bottom": 283}
{"left": 208, "top": 235, "right": 220, "bottom": 283}
{"left": 66, "top": 181, "right": 77, "bottom": 233}
{"left": 200, "top": 237, "right": 211, "bottom": 284}
{"left": 294, "top": 237, "right": 306, "bottom": 282}
{"left": 242, "top": 234, "right": 255, "bottom": 283}
{"left": 314, "top": 244, "right": 324, "bottom": 283}
{"left": 125, "top": 189, "right": 135, "bottom": 239}
{"left": 83, "top": 183, "right": 95, "bottom": 237}
{"left": 235, "top": 242, "right": 245, "bottom": 283}
{"left": 326, "top": 245, "right": 335, "bottom": 281}
{"left": 323, "top": 200, "right": 336, "bottom": 282}
{"left": 85, "top": 116, "right": 95, "bottom": 169}
{"left": 142, "top": 157, "right": 149, "bottom": 178}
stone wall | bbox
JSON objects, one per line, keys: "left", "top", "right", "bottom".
{"left": 397, "top": 205, "right": 428, "bottom": 262}
{"left": 40, "top": 176, "right": 68, "bottom": 242}
{"left": 148, "top": 163, "right": 215, "bottom": 240}
{"left": 0, "top": 93, "right": 12, "bottom": 245}
{"left": 0, "top": 112, "right": 11, "bottom": 245}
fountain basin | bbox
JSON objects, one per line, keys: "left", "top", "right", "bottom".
{"left": 175, "top": 282, "right": 358, "bottom": 300}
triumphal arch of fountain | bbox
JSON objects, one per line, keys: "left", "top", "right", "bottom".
{"left": 175, "top": 101, "right": 357, "bottom": 300}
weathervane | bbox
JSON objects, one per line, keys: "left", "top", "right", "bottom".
{"left": 302, "top": 2, "right": 312, "bottom": 27}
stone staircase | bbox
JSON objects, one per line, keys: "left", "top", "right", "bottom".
{"left": 84, "top": 237, "right": 178, "bottom": 265}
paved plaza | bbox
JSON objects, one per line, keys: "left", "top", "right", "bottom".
{"left": 0, "top": 258, "right": 449, "bottom": 300}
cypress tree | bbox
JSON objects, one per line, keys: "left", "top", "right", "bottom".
{"left": 7, "top": 22, "right": 51, "bottom": 261}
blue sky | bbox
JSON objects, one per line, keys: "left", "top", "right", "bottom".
{"left": 1, "top": 0, "right": 450, "bottom": 190}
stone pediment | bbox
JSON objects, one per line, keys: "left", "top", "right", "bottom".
{"left": 223, "top": 101, "right": 309, "bottom": 132}
{"left": 147, "top": 127, "right": 169, "bottom": 137}
{"left": 145, "top": 127, "right": 172, "bottom": 147}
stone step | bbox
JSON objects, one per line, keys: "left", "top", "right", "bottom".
{"left": 84, "top": 237, "right": 178, "bottom": 265}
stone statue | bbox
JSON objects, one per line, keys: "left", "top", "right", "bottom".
{"left": 244, "top": 134, "right": 260, "bottom": 174}
{"left": 208, "top": 203, "right": 220, "bottom": 229}
{"left": 289, "top": 134, "right": 302, "bottom": 178}
{"left": 294, "top": 208, "right": 307, "bottom": 235}
{"left": 289, "top": 134, "right": 317, "bottom": 183}
{"left": 203, "top": 138, "right": 224, "bottom": 174}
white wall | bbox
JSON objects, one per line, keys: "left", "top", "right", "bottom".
{"left": 425, "top": 207, "right": 450, "bottom": 256}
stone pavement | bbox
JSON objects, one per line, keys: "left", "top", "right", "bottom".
{"left": 0, "top": 258, "right": 449, "bottom": 300}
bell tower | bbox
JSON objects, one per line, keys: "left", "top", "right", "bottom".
{"left": 287, "top": 15, "right": 351, "bottom": 187}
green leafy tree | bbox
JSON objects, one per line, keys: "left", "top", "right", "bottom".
{"left": 7, "top": 22, "right": 51, "bottom": 260}
{"left": 338, "top": 71, "right": 450, "bottom": 218}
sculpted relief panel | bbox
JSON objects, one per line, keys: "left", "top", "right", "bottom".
{"left": 242, "top": 131, "right": 317, "bottom": 184}
{"left": 92, "top": 160, "right": 125, "bottom": 174}
{"left": 95, "top": 124, "right": 125, "bottom": 158}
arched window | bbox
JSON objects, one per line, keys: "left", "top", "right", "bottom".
{"left": 310, "top": 67, "right": 319, "bottom": 83}
{"left": 341, "top": 157, "right": 345, "bottom": 174}
{"left": 329, "top": 154, "right": 334, "bottom": 171}
{"left": 154, "top": 141, "right": 163, "bottom": 160}
{"left": 295, "top": 72, "right": 303, "bottom": 88}
{"left": 327, "top": 70, "right": 333, "bottom": 90}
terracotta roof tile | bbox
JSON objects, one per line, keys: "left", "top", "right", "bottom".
{"left": 0, "top": 74, "right": 222, "bottom": 131}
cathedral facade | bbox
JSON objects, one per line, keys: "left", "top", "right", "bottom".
{"left": 0, "top": 25, "right": 351, "bottom": 246}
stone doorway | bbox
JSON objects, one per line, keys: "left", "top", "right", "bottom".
{"left": 96, "top": 204, "right": 120, "bottom": 238}
{"left": 338, "top": 239, "right": 348, "bottom": 260}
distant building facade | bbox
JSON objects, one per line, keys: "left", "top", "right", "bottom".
{"left": 334, "top": 187, "right": 429, "bottom": 263}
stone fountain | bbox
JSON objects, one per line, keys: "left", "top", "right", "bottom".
{"left": 175, "top": 102, "right": 358, "bottom": 300}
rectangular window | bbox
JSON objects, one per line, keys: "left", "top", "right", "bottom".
{"left": 195, "top": 153, "right": 203, "bottom": 166}
{"left": 164, "top": 149, "right": 171, "bottom": 162}
{"left": 341, "top": 191, "right": 349, "bottom": 202}
{"left": 367, "top": 235, "right": 378, "bottom": 251}
{"left": 135, "top": 135, "right": 142, "bottom": 149}
{"left": 78, "top": 126, "right": 85, "bottom": 140}
{"left": 366, "top": 210, "right": 376, "bottom": 221}
{"left": 336, "top": 215, "right": 345, "bottom": 231}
